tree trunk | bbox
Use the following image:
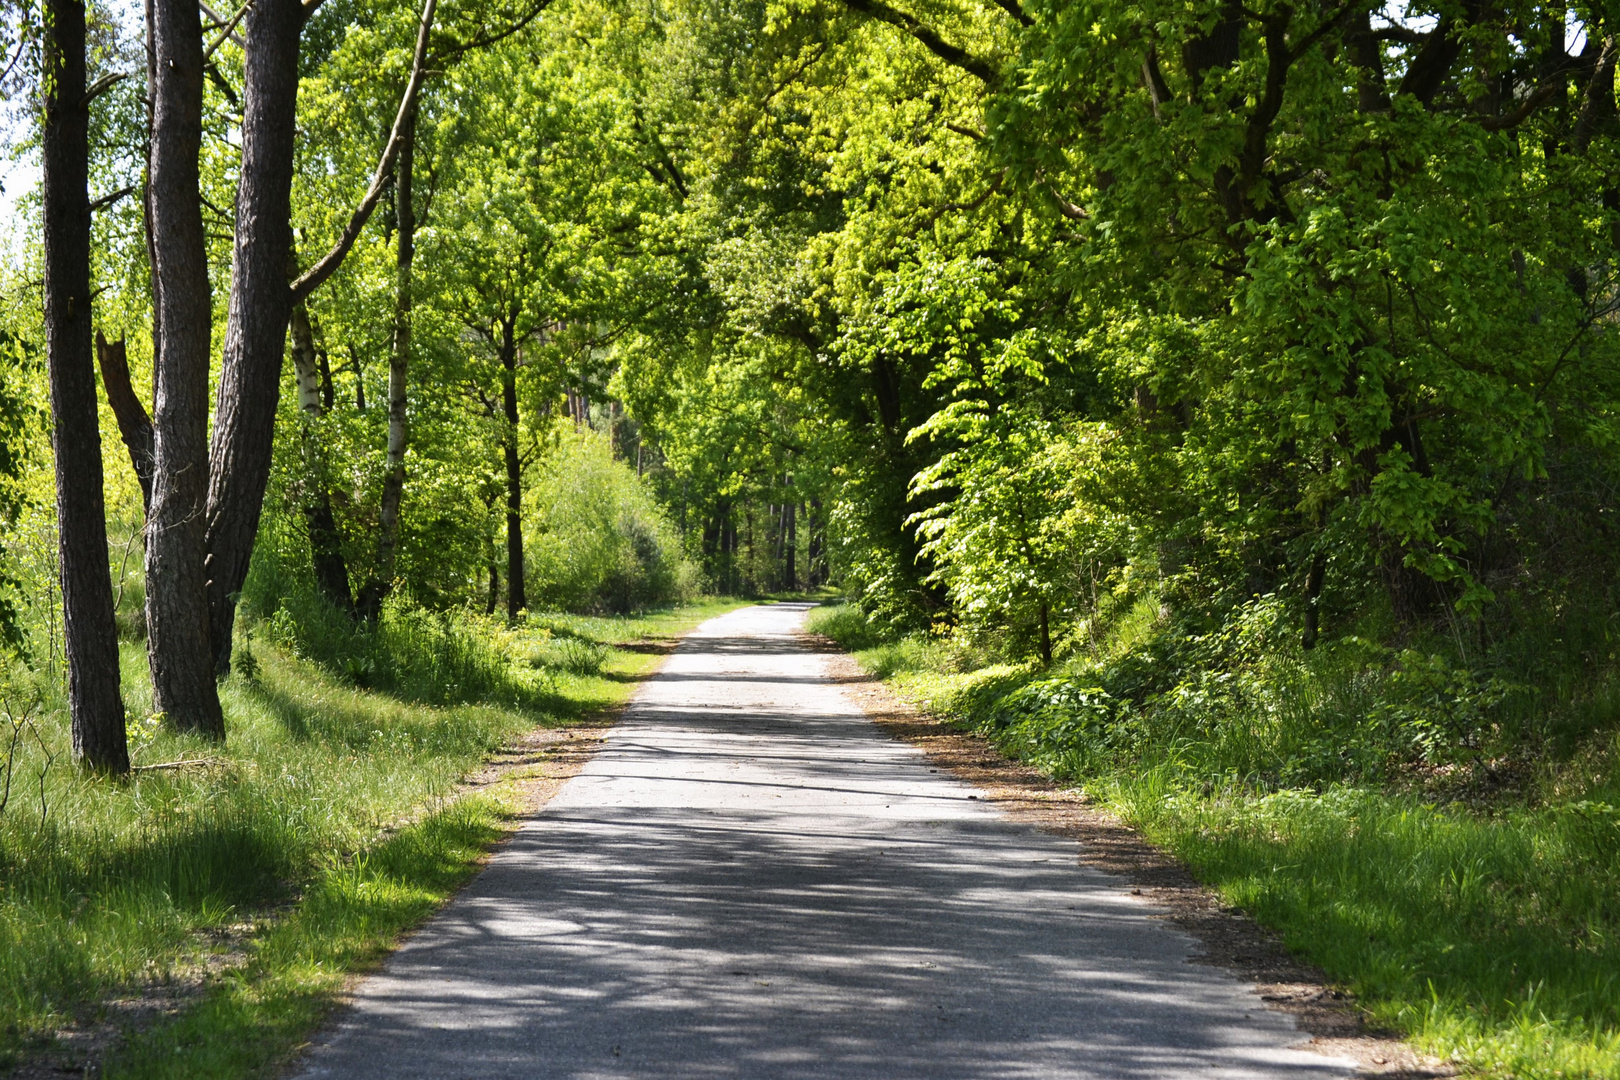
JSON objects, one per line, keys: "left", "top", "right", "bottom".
{"left": 1301, "top": 551, "right": 1326, "bottom": 649}
{"left": 500, "top": 313, "right": 526, "bottom": 618}
{"left": 807, "top": 497, "right": 823, "bottom": 587}
{"left": 1037, "top": 601, "right": 1052, "bottom": 667}
{"left": 359, "top": 106, "right": 417, "bottom": 621}
{"left": 290, "top": 301, "right": 354, "bottom": 613}
{"left": 785, "top": 500, "right": 797, "bottom": 590}
{"left": 145, "top": 0, "right": 223, "bottom": 738}
{"left": 95, "top": 332, "right": 154, "bottom": 514}
{"left": 44, "top": 0, "right": 129, "bottom": 773}
{"left": 203, "top": 0, "right": 307, "bottom": 676}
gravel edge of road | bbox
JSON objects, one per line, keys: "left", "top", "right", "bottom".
{"left": 805, "top": 630, "right": 1455, "bottom": 1080}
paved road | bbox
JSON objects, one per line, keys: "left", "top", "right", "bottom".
{"left": 294, "top": 604, "right": 1354, "bottom": 1079}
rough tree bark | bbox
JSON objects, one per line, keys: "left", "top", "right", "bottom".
{"left": 43, "top": 0, "right": 129, "bottom": 772}
{"left": 145, "top": 0, "right": 224, "bottom": 737}
{"left": 499, "top": 310, "right": 525, "bottom": 618}
{"left": 358, "top": 104, "right": 417, "bottom": 621}
{"left": 202, "top": 0, "right": 308, "bottom": 676}
{"left": 289, "top": 299, "right": 355, "bottom": 612}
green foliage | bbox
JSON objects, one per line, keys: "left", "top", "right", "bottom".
{"left": 1115, "top": 783, "right": 1620, "bottom": 1080}
{"left": 0, "top": 329, "right": 42, "bottom": 652}
{"left": 525, "top": 426, "right": 696, "bottom": 613}
{"left": 0, "top": 597, "right": 736, "bottom": 1071}
{"left": 0, "top": 642, "right": 531, "bottom": 1067}
{"left": 261, "top": 590, "right": 537, "bottom": 708}
{"left": 839, "top": 592, "right": 1620, "bottom": 1077}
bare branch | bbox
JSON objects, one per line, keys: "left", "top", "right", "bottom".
{"left": 90, "top": 185, "right": 136, "bottom": 212}
{"left": 1480, "top": 79, "right": 1561, "bottom": 132}
{"left": 198, "top": 0, "right": 246, "bottom": 48}
{"left": 989, "top": 0, "right": 1031, "bottom": 29}
{"left": 432, "top": 0, "right": 556, "bottom": 63}
{"left": 203, "top": 1, "right": 251, "bottom": 61}
{"left": 84, "top": 70, "right": 128, "bottom": 103}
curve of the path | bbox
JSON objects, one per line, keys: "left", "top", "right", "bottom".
{"left": 294, "top": 603, "right": 1354, "bottom": 1080}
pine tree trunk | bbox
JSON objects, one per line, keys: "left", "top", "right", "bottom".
{"left": 360, "top": 106, "right": 416, "bottom": 620}
{"left": 204, "top": 0, "right": 307, "bottom": 675}
{"left": 43, "top": 0, "right": 129, "bottom": 773}
{"left": 145, "top": 0, "right": 223, "bottom": 738}
{"left": 500, "top": 313, "right": 525, "bottom": 618}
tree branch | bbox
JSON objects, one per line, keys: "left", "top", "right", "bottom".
{"left": 84, "top": 70, "right": 127, "bottom": 103}
{"left": 838, "top": 0, "right": 999, "bottom": 86}
{"left": 90, "top": 185, "right": 136, "bottom": 212}
{"left": 203, "top": 0, "right": 251, "bottom": 61}
{"left": 1479, "top": 79, "right": 1561, "bottom": 132}
{"left": 432, "top": 0, "right": 556, "bottom": 63}
{"left": 198, "top": 0, "right": 246, "bottom": 47}
{"left": 291, "top": 0, "right": 436, "bottom": 303}
{"left": 989, "top": 0, "right": 1031, "bottom": 29}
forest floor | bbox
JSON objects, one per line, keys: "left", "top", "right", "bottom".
{"left": 0, "top": 599, "right": 744, "bottom": 1080}
{"left": 288, "top": 603, "right": 1365, "bottom": 1080}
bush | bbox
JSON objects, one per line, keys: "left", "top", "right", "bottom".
{"left": 259, "top": 588, "right": 537, "bottom": 709}
{"left": 525, "top": 427, "right": 696, "bottom": 613}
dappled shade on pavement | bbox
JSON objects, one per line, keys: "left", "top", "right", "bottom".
{"left": 294, "top": 604, "right": 1354, "bottom": 1079}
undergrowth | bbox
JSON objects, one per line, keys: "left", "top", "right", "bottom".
{"left": 809, "top": 598, "right": 1620, "bottom": 1080}
{"left": 0, "top": 597, "right": 739, "bottom": 1076}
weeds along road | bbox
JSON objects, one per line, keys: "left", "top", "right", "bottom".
{"left": 292, "top": 604, "right": 1354, "bottom": 1080}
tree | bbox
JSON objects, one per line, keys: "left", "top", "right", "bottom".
{"left": 144, "top": 0, "right": 224, "bottom": 737}
{"left": 43, "top": 0, "right": 129, "bottom": 770}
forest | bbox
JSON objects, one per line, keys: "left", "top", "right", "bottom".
{"left": 1, "top": 0, "right": 1620, "bottom": 1074}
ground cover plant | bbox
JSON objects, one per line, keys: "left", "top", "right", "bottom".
{"left": 810, "top": 599, "right": 1620, "bottom": 1079}
{"left": 0, "top": 598, "right": 740, "bottom": 1077}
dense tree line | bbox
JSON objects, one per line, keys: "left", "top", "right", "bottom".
{"left": 2, "top": 0, "right": 1618, "bottom": 777}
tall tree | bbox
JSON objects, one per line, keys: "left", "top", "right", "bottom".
{"left": 144, "top": 0, "right": 224, "bottom": 737}
{"left": 42, "top": 0, "right": 130, "bottom": 771}
{"left": 202, "top": 0, "right": 310, "bottom": 675}
{"left": 357, "top": 99, "right": 416, "bottom": 621}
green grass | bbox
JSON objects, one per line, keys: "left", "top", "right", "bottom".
{"left": 0, "top": 597, "right": 743, "bottom": 1078}
{"left": 808, "top": 600, "right": 1620, "bottom": 1080}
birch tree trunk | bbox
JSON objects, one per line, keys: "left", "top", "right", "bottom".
{"left": 359, "top": 106, "right": 417, "bottom": 620}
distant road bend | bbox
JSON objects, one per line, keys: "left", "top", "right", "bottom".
{"left": 294, "top": 603, "right": 1355, "bottom": 1080}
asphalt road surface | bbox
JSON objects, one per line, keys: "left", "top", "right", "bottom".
{"left": 293, "top": 603, "right": 1355, "bottom": 1080}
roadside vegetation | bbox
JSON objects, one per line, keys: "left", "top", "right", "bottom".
{"left": 0, "top": 595, "right": 737, "bottom": 1076}
{"left": 811, "top": 600, "right": 1620, "bottom": 1079}
{"left": 6, "top": 0, "right": 1620, "bottom": 1075}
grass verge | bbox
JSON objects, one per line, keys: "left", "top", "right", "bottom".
{"left": 809, "top": 601, "right": 1620, "bottom": 1080}
{"left": 1, "top": 598, "right": 743, "bottom": 1079}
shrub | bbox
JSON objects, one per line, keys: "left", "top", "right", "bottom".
{"left": 525, "top": 427, "right": 696, "bottom": 613}
{"left": 260, "top": 588, "right": 537, "bottom": 709}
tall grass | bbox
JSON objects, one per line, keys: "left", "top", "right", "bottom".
{"left": 0, "top": 643, "right": 526, "bottom": 1068}
{"left": 810, "top": 598, "right": 1620, "bottom": 1079}
{"left": 0, "top": 597, "right": 742, "bottom": 1074}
